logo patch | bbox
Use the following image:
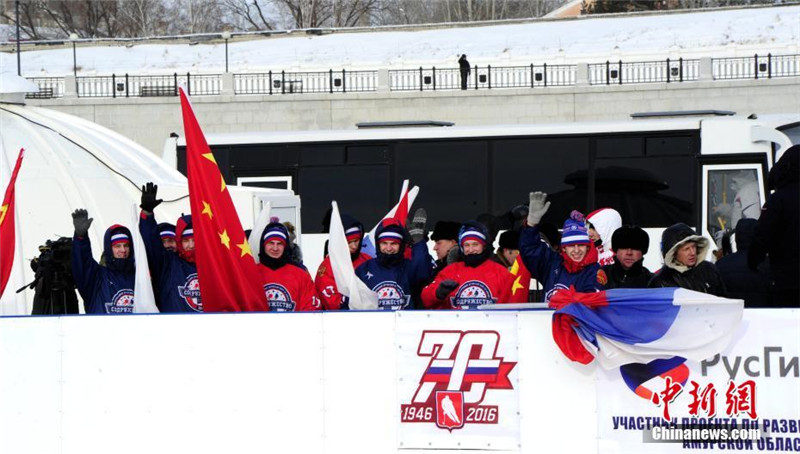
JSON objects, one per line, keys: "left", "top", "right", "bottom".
{"left": 105, "top": 289, "right": 134, "bottom": 314}
{"left": 372, "top": 281, "right": 410, "bottom": 310}
{"left": 450, "top": 280, "right": 496, "bottom": 309}
{"left": 400, "top": 330, "right": 516, "bottom": 431}
{"left": 264, "top": 283, "right": 296, "bottom": 312}
{"left": 178, "top": 273, "right": 203, "bottom": 312}
{"left": 597, "top": 269, "right": 608, "bottom": 286}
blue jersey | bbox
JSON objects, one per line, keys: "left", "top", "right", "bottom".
{"left": 71, "top": 228, "right": 136, "bottom": 314}
{"left": 354, "top": 241, "right": 434, "bottom": 310}
{"left": 519, "top": 225, "right": 602, "bottom": 302}
{"left": 139, "top": 213, "right": 201, "bottom": 313}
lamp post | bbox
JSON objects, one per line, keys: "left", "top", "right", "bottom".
{"left": 69, "top": 33, "right": 78, "bottom": 79}
{"left": 15, "top": 0, "right": 20, "bottom": 75}
{"left": 221, "top": 31, "right": 232, "bottom": 73}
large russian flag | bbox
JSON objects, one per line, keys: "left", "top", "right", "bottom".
{"left": 550, "top": 287, "right": 743, "bottom": 368}
{"left": 549, "top": 287, "right": 743, "bottom": 397}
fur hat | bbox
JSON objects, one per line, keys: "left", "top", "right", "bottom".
{"left": 431, "top": 221, "right": 460, "bottom": 241}
{"left": 611, "top": 225, "right": 649, "bottom": 254}
{"left": 498, "top": 230, "right": 520, "bottom": 250}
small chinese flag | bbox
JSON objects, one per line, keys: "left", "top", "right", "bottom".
{"left": 0, "top": 148, "right": 24, "bottom": 299}
{"left": 508, "top": 255, "right": 531, "bottom": 303}
{"left": 178, "top": 88, "right": 268, "bottom": 312}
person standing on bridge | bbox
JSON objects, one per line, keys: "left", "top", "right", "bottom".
{"left": 458, "top": 54, "right": 471, "bottom": 90}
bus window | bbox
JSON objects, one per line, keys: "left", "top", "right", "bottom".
{"left": 703, "top": 164, "right": 765, "bottom": 240}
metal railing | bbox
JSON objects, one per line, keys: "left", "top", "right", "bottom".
{"left": 234, "top": 70, "right": 377, "bottom": 95}
{"left": 589, "top": 58, "right": 700, "bottom": 85}
{"left": 389, "top": 64, "right": 576, "bottom": 91}
{"left": 25, "top": 77, "right": 65, "bottom": 99}
{"left": 713, "top": 54, "right": 800, "bottom": 80}
{"left": 76, "top": 73, "right": 222, "bottom": 98}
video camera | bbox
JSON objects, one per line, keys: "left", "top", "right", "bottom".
{"left": 22, "top": 237, "right": 79, "bottom": 315}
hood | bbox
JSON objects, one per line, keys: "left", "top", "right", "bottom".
{"left": 660, "top": 223, "right": 709, "bottom": 273}
{"left": 586, "top": 208, "right": 622, "bottom": 250}
{"left": 769, "top": 144, "right": 799, "bottom": 190}
{"left": 102, "top": 224, "right": 134, "bottom": 273}
{"left": 175, "top": 214, "right": 194, "bottom": 263}
{"left": 733, "top": 218, "right": 758, "bottom": 251}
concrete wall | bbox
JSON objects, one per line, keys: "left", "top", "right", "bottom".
{"left": 28, "top": 76, "right": 800, "bottom": 154}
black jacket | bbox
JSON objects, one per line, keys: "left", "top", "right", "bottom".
{"left": 748, "top": 145, "right": 799, "bottom": 300}
{"left": 601, "top": 260, "right": 653, "bottom": 289}
{"left": 648, "top": 223, "right": 727, "bottom": 297}
{"left": 717, "top": 219, "right": 771, "bottom": 307}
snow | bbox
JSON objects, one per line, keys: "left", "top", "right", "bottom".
{"left": 3, "top": 5, "right": 799, "bottom": 76}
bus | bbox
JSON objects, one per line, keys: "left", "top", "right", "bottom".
{"left": 172, "top": 112, "right": 799, "bottom": 273}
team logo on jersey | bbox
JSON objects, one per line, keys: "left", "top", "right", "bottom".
{"left": 178, "top": 273, "right": 203, "bottom": 312}
{"left": 450, "top": 280, "right": 496, "bottom": 309}
{"left": 400, "top": 331, "right": 516, "bottom": 431}
{"left": 544, "top": 283, "right": 570, "bottom": 303}
{"left": 105, "top": 289, "right": 134, "bottom": 314}
{"left": 264, "top": 283, "right": 296, "bottom": 312}
{"left": 372, "top": 281, "right": 410, "bottom": 310}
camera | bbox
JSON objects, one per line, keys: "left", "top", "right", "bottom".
{"left": 27, "top": 237, "right": 79, "bottom": 315}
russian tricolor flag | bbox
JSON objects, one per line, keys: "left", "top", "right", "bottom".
{"left": 549, "top": 287, "right": 743, "bottom": 398}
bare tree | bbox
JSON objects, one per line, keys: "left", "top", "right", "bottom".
{"left": 221, "top": 0, "right": 277, "bottom": 30}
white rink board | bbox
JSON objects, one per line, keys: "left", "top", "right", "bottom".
{"left": 0, "top": 309, "right": 796, "bottom": 454}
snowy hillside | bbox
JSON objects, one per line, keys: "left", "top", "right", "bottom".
{"left": 3, "top": 5, "right": 799, "bottom": 76}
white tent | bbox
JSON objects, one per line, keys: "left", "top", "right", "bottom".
{"left": 0, "top": 71, "right": 300, "bottom": 314}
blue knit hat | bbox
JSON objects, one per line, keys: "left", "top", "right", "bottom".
{"left": 561, "top": 210, "right": 590, "bottom": 246}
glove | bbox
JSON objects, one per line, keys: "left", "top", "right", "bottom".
{"left": 446, "top": 244, "right": 461, "bottom": 265}
{"left": 526, "top": 191, "right": 551, "bottom": 226}
{"left": 140, "top": 182, "right": 163, "bottom": 213}
{"left": 408, "top": 208, "right": 428, "bottom": 244}
{"left": 509, "top": 204, "right": 529, "bottom": 222}
{"left": 435, "top": 279, "right": 459, "bottom": 300}
{"left": 72, "top": 209, "right": 93, "bottom": 237}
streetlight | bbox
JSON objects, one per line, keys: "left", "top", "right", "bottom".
{"left": 221, "top": 31, "right": 232, "bottom": 73}
{"left": 69, "top": 33, "right": 79, "bottom": 79}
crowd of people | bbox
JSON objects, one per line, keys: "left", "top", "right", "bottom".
{"left": 69, "top": 146, "right": 799, "bottom": 314}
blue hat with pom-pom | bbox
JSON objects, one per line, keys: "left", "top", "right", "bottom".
{"left": 561, "top": 210, "right": 590, "bottom": 246}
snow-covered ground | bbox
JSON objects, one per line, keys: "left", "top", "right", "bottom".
{"left": 3, "top": 5, "right": 799, "bottom": 76}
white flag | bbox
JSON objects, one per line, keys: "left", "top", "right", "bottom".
{"left": 131, "top": 204, "right": 159, "bottom": 313}
{"left": 329, "top": 201, "right": 378, "bottom": 310}
{"left": 248, "top": 201, "right": 271, "bottom": 264}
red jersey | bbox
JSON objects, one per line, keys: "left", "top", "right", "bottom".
{"left": 421, "top": 260, "right": 514, "bottom": 310}
{"left": 315, "top": 252, "right": 371, "bottom": 310}
{"left": 258, "top": 263, "right": 321, "bottom": 312}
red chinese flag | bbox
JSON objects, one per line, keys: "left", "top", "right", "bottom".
{"left": 178, "top": 88, "right": 268, "bottom": 312}
{"left": 508, "top": 255, "right": 532, "bottom": 303}
{"left": 0, "top": 148, "right": 24, "bottom": 299}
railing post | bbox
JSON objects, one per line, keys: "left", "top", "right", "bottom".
{"left": 530, "top": 64, "right": 534, "bottom": 88}
{"left": 221, "top": 72, "right": 234, "bottom": 95}
{"left": 281, "top": 70, "right": 285, "bottom": 94}
{"left": 419, "top": 67, "right": 423, "bottom": 91}
{"left": 618, "top": 60, "right": 622, "bottom": 85}
{"left": 187, "top": 72, "right": 191, "bottom": 95}
{"left": 606, "top": 61, "right": 610, "bottom": 85}
{"left": 342, "top": 69, "right": 346, "bottom": 93}
{"left": 329, "top": 69, "right": 333, "bottom": 93}
{"left": 64, "top": 75, "right": 77, "bottom": 98}
{"left": 112, "top": 74, "right": 116, "bottom": 98}
{"left": 432, "top": 66, "right": 436, "bottom": 90}
{"left": 125, "top": 73, "right": 129, "bottom": 97}
{"left": 699, "top": 57, "right": 713, "bottom": 81}
{"left": 754, "top": 54, "right": 758, "bottom": 80}
{"left": 474, "top": 65, "right": 478, "bottom": 90}
{"left": 679, "top": 57, "right": 683, "bottom": 82}
{"left": 378, "top": 68, "right": 389, "bottom": 92}
{"left": 174, "top": 72, "right": 178, "bottom": 95}
{"left": 666, "top": 57, "right": 670, "bottom": 83}
{"left": 768, "top": 53, "right": 772, "bottom": 78}
{"left": 269, "top": 70, "right": 273, "bottom": 95}
{"left": 488, "top": 65, "right": 492, "bottom": 89}
{"left": 543, "top": 62, "right": 547, "bottom": 87}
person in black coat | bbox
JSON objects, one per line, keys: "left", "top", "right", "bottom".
{"left": 649, "top": 223, "right": 727, "bottom": 296}
{"left": 458, "top": 54, "right": 471, "bottom": 90}
{"left": 717, "top": 219, "right": 771, "bottom": 307}
{"left": 748, "top": 145, "right": 799, "bottom": 306}
{"left": 601, "top": 225, "right": 653, "bottom": 289}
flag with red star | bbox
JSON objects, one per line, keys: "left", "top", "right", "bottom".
{"left": 179, "top": 88, "right": 268, "bottom": 312}
{"left": 0, "top": 148, "right": 23, "bottom": 299}
{"left": 508, "top": 255, "right": 531, "bottom": 303}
